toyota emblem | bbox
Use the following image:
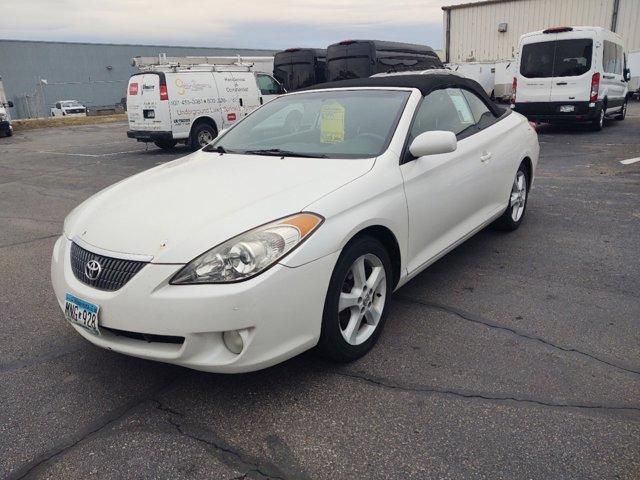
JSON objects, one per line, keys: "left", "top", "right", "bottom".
{"left": 84, "top": 259, "right": 102, "bottom": 280}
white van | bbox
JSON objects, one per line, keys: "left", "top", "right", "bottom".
{"left": 51, "top": 100, "right": 87, "bottom": 117}
{"left": 446, "top": 62, "right": 496, "bottom": 98}
{"left": 513, "top": 27, "right": 630, "bottom": 130}
{"left": 126, "top": 61, "right": 284, "bottom": 149}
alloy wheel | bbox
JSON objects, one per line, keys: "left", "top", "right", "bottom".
{"left": 338, "top": 254, "right": 387, "bottom": 346}
{"left": 510, "top": 171, "right": 527, "bottom": 222}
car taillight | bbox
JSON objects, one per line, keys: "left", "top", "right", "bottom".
{"left": 590, "top": 72, "right": 600, "bottom": 102}
{"left": 159, "top": 84, "right": 169, "bottom": 101}
{"left": 511, "top": 77, "right": 517, "bottom": 105}
{"left": 129, "top": 82, "right": 138, "bottom": 95}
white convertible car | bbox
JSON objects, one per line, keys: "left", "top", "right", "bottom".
{"left": 51, "top": 73, "right": 539, "bottom": 373}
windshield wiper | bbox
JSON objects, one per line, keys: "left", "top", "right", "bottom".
{"left": 203, "top": 145, "right": 240, "bottom": 154}
{"left": 242, "top": 149, "right": 328, "bottom": 158}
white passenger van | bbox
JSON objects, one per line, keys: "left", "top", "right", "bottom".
{"left": 513, "top": 27, "right": 630, "bottom": 130}
{"left": 126, "top": 55, "right": 284, "bottom": 149}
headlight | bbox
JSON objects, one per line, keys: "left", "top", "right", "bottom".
{"left": 171, "top": 212, "right": 323, "bottom": 284}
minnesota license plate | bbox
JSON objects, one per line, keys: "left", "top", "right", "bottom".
{"left": 64, "top": 293, "right": 100, "bottom": 336}
{"left": 559, "top": 105, "right": 575, "bottom": 113}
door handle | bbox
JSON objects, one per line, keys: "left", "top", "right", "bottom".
{"left": 239, "top": 98, "right": 243, "bottom": 106}
{"left": 480, "top": 152, "right": 492, "bottom": 163}
{"left": 603, "top": 75, "right": 615, "bottom": 79}
{"left": 556, "top": 82, "right": 568, "bottom": 85}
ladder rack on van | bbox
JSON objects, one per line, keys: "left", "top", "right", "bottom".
{"left": 131, "top": 53, "right": 274, "bottom": 73}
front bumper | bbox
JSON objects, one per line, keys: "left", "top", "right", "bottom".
{"left": 514, "top": 101, "right": 602, "bottom": 123}
{"left": 127, "top": 130, "right": 173, "bottom": 143}
{"left": 51, "top": 236, "right": 338, "bottom": 373}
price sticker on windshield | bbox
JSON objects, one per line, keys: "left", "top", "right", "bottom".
{"left": 320, "top": 103, "right": 346, "bottom": 143}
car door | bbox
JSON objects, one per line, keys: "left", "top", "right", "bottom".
{"left": 461, "top": 89, "right": 515, "bottom": 214}
{"left": 256, "top": 73, "right": 285, "bottom": 104}
{"left": 400, "top": 88, "right": 487, "bottom": 274}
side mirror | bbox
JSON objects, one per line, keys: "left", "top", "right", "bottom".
{"left": 4, "top": 101, "right": 13, "bottom": 108}
{"left": 409, "top": 131, "right": 457, "bottom": 158}
{"left": 624, "top": 68, "right": 631, "bottom": 82}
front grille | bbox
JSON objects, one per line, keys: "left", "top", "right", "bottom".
{"left": 102, "top": 326, "right": 184, "bottom": 345}
{"left": 70, "top": 242, "right": 148, "bottom": 291}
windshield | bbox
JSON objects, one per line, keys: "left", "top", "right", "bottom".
{"left": 520, "top": 39, "right": 593, "bottom": 78}
{"left": 206, "top": 89, "right": 410, "bottom": 159}
{"left": 61, "top": 101, "right": 83, "bottom": 107}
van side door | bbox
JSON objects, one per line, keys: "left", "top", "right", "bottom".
{"left": 602, "top": 41, "right": 627, "bottom": 110}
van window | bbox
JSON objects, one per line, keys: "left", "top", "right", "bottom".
{"left": 256, "top": 74, "right": 283, "bottom": 95}
{"left": 521, "top": 39, "right": 592, "bottom": 78}
{"left": 604, "top": 41, "right": 624, "bottom": 75}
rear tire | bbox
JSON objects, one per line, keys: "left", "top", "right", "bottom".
{"left": 189, "top": 123, "right": 217, "bottom": 150}
{"left": 492, "top": 162, "right": 529, "bottom": 231}
{"left": 592, "top": 105, "right": 605, "bottom": 131}
{"left": 317, "top": 236, "right": 392, "bottom": 363}
{"left": 153, "top": 139, "right": 177, "bottom": 150}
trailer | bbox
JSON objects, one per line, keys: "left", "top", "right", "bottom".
{"left": 629, "top": 50, "right": 640, "bottom": 100}
{"left": 493, "top": 60, "right": 516, "bottom": 102}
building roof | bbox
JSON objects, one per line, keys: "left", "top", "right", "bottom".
{"left": 442, "top": 0, "right": 524, "bottom": 11}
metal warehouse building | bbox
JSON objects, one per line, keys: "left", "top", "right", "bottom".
{"left": 442, "top": 0, "right": 640, "bottom": 62}
{"left": 0, "top": 40, "right": 273, "bottom": 119}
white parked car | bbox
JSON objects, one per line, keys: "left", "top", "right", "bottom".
{"left": 51, "top": 100, "right": 87, "bottom": 117}
{"left": 513, "top": 26, "right": 630, "bottom": 130}
{"left": 51, "top": 74, "right": 539, "bottom": 373}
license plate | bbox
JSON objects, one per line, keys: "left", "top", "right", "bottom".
{"left": 64, "top": 293, "right": 100, "bottom": 336}
{"left": 559, "top": 105, "right": 575, "bottom": 113}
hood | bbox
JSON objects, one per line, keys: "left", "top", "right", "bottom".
{"left": 65, "top": 151, "right": 374, "bottom": 263}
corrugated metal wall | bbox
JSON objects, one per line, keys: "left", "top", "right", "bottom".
{"left": 444, "top": 0, "right": 639, "bottom": 62}
{"left": 0, "top": 40, "right": 274, "bottom": 119}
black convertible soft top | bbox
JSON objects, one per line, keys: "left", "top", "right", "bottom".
{"left": 302, "top": 73, "right": 506, "bottom": 117}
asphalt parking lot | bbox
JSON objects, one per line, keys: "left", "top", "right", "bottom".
{"left": 1, "top": 105, "right": 639, "bottom": 480}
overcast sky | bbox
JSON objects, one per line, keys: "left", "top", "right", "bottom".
{"left": 2, "top": 0, "right": 480, "bottom": 50}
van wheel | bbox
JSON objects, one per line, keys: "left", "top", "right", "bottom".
{"left": 317, "top": 236, "right": 391, "bottom": 363}
{"left": 615, "top": 100, "right": 627, "bottom": 121}
{"left": 153, "top": 139, "right": 177, "bottom": 150}
{"left": 592, "top": 107, "right": 605, "bottom": 131}
{"left": 189, "top": 123, "right": 217, "bottom": 150}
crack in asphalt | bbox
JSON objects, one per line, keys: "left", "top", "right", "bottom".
{"left": 0, "top": 233, "right": 60, "bottom": 249}
{"left": 155, "top": 401, "right": 306, "bottom": 480}
{"left": 395, "top": 295, "right": 640, "bottom": 377}
{"left": 334, "top": 369, "right": 640, "bottom": 413}
{"left": 0, "top": 345, "right": 83, "bottom": 374}
{"left": 7, "top": 376, "right": 178, "bottom": 480}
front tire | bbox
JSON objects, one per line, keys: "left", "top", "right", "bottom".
{"left": 492, "top": 163, "right": 529, "bottom": 231}
{"left": 317, "top": 236, "right": 392, "bottom": 363}
{"left": 153, "top": 139, "right": 177, "bottom": 150}
{"left": 189, "top": 123, "right": 217, "bottom": 150}
{"left": 615, "top": 100, "right": 627, "bottom": 121}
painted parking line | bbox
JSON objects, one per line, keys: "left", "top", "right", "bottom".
{"left": 620, "top": 157, "right": 640, "bottom": 165}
